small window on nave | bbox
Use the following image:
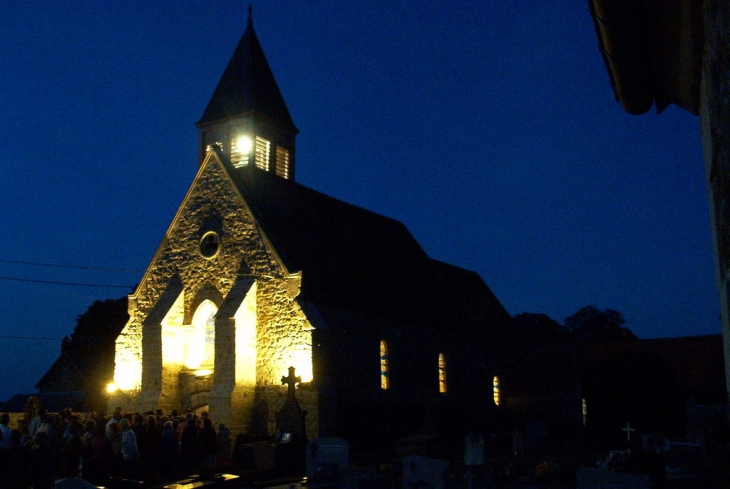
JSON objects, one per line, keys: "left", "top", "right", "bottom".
{"left": 380, "top": 340, "right": 390, "bottom": 390}
{"left": 438, "top": 353, "right": 447, "bottom": 393}
{"left": 493, "top": 375, "right": 501, "bottom": 406}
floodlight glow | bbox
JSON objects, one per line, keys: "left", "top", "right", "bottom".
{"left": 286, "top": 346, "right": 313, "bottom": 383}
{"left": 235, "top": 135, "right": 253, "bottom": 155}
{"left": 114, "top": 362, "right": 141, "bottom": 391}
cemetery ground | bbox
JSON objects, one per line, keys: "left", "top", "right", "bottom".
{"left": 191, "top": 432, "right": 730, "bottom": 489}
{"left": 12, "top": 426, "right": 730, "bottom": 489}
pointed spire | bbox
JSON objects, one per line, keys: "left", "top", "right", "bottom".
{"left": 197, "top": 11, "right": 297, "bottom": 134}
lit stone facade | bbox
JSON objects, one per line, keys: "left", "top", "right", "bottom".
{"left": 111, "top": 151, "right": 317, "bottom": 437}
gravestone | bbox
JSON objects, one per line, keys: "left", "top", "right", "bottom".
{"left": 274, "top": 366, "right": 307, "bottom": 476}
{"left": 461, "top": 433, "right": 489, "bottom": 489}
{"left": 576, "top": 468, "right": 651, "bottom": 489}
{"left": 665, "top": 441, "right": 703, "bottom": 480}
{"left": 464, "top": 433, "right": 484, "bottom": 466}
{"left": 306, "top": 437, "right": 349, "bottom": 480}
{"left": 402, "top": 455, "right": 450, "bottom": 489}
{"left": 276, "top": 366, "right": 306, "bottom": 439}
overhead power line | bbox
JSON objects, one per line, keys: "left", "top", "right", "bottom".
{"left": 0, "top": 334, "right": 62, "bottom": 341}
{"left": 0, "top": 259, "right": 143, "bottom": 273}
{"left": 0, "top": 275, "right": 134, "bottom": 289}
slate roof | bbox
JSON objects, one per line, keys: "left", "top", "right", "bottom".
{"left": 35, "top": 354, "right": 85, "bottom": 392}
{"left": 430, "top": 260, "right": 513, "bottom": 337}
{"left": 217, "top": 151, "right": 512, "bottom": 334}
{"left": 197, "top": 14, "right": 297, "bottom": 133}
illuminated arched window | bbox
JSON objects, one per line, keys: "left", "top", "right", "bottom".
{"left": 187, "top": 300, "right": 217, "bottom": 371}
{"left": 380, "top": 340, "right": 390, "bottom": 390}
{"left": 493, "top": 375, "right": 501, "bottom": 406}
{"left": 438, "top": 353, "right": 447, "bottom": 393}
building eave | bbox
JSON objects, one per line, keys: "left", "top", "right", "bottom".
{"left": 589, "top": 0, "right": 704, "bottom": 115}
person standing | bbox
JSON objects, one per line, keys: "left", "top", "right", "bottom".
{"left": 60, "top": 415, "right": 83, "bottom": 478}
{"left": 160, "top": 420, "right": 180, "bottom": 479}
{"left": 79, "top": 420, "right": 96, "bottom": 481}
{"left": 107, "top": 422, "right": 122, "bottom": 476}
{"left": 198, "top": 417, "right": 217, "bottom": 476}
{"left": 30, "top": 432, "right": 56, "bottom": 489}
{"left": 105, "top": 410, "right": 122, "bottom": 436}
{"left": 0, "top": 413, "right": 11, "bottom": 449}
{"left": 119, "top": 418, "right": 140, "bottom": 479}
{"left": 28, "top": 407, "right": 46, "bottom": 439}
{"left": 180, "top": 416, "right": 199, "bottom": 470}
{"left": 6, "top": 429, "right": 31, "bottom": 489}
{"left": 88, "top": 423, "right": 113, "bottom": 485}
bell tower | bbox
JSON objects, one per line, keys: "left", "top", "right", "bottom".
{"left": 196, "top": 8, "right": 299, "bottom": 180}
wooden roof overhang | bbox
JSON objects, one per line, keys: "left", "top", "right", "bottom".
{"left": 588, "top": 0, "right": 704, "bottom": 115}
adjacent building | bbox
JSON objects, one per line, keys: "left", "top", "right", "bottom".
{"left": 588, "top": 0, "right": 730, "bottom": 403}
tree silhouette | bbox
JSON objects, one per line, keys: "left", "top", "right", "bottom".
{"left": 514, "top": 307, "right": 636, "bottom": 347}
{"left": 513, "top": 312, "right": 571, "bottom": 346}
{"left": 564, "top": 305, "right": 637, "bottom": 344}
{"left": 60, "top": 297, "right": 129, "bottom": 412}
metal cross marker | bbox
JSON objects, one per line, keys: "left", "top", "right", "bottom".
{"left": 622, "top": 422, "right": 635, "bottom": 443}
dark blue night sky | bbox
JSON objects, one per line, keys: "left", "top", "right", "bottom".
{"left": 0, "top": 1, "right": 717, "bottom": 400}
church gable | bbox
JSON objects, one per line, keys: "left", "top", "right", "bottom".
{"left": 112, "top": 149, "right": 314, "bottom": 421}
{"left": 135, "top": 148, "right": 287, "bottom": 314}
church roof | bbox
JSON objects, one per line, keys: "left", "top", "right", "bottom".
{"left": 219, "top": 151, "right": 512, "bottom": 333}
{"left": 197, "top": 13, "right": 298, "bottom": 133}
{"left": 35, "top": 353, "right": 86, "bottom": 392}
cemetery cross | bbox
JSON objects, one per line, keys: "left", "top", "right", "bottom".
{"left": 282, "top": 366, "right": 302, "bottom": 403}
{"left": 622, "top": 422, "right": 635, "bottom": 444}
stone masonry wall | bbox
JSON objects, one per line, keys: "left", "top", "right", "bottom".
{"left": 112, "top": 152, "right": 317, "bottom": 436}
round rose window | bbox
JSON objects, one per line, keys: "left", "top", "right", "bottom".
{"left": 199, "top": 231, "right": 220, "bottom": 259}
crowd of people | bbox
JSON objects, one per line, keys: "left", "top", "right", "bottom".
{"left": 0, "top": 407, "right": 233, "bottom": 488}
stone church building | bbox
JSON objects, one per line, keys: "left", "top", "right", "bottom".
{"left": 108, "top": 13, "right": 513, "bottom": 448}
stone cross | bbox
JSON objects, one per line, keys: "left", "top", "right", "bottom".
{"left": 282, "top": 366, "right": 301, "bottom": 402}
{"left": 622, "top": 422, "right": 635, "bottom": 443}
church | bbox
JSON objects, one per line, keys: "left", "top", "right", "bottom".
{"left": 108, "top": 12, "right": 514, "bottom": 449}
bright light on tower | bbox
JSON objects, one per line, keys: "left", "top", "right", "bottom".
{"left": 235, "top": 135, "right": 253, "bottom": 155}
